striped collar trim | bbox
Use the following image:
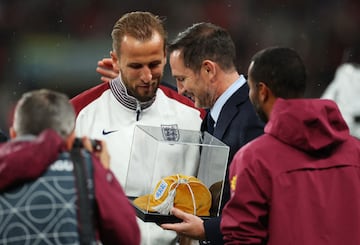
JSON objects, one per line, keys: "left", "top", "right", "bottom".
{"left": 109, "top": 76, "right": 156, "bottom": 112}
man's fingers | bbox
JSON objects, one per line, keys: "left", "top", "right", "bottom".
{"left": 102, "top": 58, "right": 114, "bottom": 67}
{"left": 96, "top": 67, "right": 117, "bottom": 82}
{"left": 161, "top": 222, "right": 182, "bottom": 231}
{"left": 101, "top": 76, "right": 112, "bottom": 83}
{"left": 171, "top": 207, "right": 190, "bottom": 220}
{"left": 81, "top": 137, "right": 93, "bottom": 152}
{"left": 96, "top": 57, "right": 118, "bottom": 83}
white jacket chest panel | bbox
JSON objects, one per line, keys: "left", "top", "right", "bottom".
{"left": 75, "top": 89, "right": 202, "bottom": 187}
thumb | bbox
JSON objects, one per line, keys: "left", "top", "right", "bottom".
{"left": 171, "top": 207, "right": 190, "bottom": 220}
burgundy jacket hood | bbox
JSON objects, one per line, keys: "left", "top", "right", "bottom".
{"left": 266, "top": 98, "right": 349, "bottom": 153}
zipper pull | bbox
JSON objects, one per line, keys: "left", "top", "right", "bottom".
{"left": 136, "top": 102, "right": 141, "bottom": 121}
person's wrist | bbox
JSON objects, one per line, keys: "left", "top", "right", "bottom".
{"left": 199, "top": 222, "right": 209, "bottom": 244}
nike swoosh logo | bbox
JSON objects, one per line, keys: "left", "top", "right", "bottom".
{"left": 102, "top": 129, "right": 118, "bottom": 135}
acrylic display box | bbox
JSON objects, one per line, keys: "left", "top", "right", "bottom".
{"left": 125, "top": 125, "right": 229, "bottom": 224}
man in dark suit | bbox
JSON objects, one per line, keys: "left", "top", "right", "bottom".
{"left": 160, "top": 22, "right": 264, "bottom": 244}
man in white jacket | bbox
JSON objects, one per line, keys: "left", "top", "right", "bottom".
{"left": 322, "top": 44, "right": 360, "bottom": 138}
{"left": 71, "top": 11, "right": 204, "bottom": 245}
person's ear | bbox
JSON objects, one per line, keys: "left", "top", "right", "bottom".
{"left": 65, "top": 131, "right": 76, "bottom": 150}
{"left": 9, "top": 127, "right": 16, "bottom": 139}
{"left": 110, "top": 50, "right": 119, "bottom": 71}
{"left": 202, "top": 60, "right": 216, "bottom": 77}
{"left": 257, "top": 82, "right": 270, "bottom": 103}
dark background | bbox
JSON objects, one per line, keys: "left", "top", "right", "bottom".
{"left": 1, "top": 0, "right": 359, "bottom": 132}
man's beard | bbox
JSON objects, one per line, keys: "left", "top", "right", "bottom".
{"left": 126, "top": 80, "right": 160, "bottom": 102}
{"left": 253, "top": 100, "right": 268, "bottom": 123}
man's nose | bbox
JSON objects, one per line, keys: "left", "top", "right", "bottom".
{"left": 140, "top": 66, "right": 152, "bottom": 82}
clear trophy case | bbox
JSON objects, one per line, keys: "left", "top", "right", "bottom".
{"left": 125, "top": 125, "right": 229, "bottom": 223}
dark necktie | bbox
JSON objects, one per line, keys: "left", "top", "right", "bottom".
{"left": 207, "top": 114, "right": 215, "bottom": 135}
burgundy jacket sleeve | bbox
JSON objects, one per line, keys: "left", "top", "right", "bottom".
{"left": 92, "top": 156, "right": 140, "bottom": 245}
{"left": 220, "top": 150, "right": 268, "bottom": 245}
{"left": 0, "top": 129, "right": 65, "bottom": 191}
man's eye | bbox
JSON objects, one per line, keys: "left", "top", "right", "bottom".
{"left": 149, "top": 63, "right": 161, "bottom": 69}
{"left": 176, "top": 77, "right": 185, "bottom": 82}
{"left": 129, "top": 64, "right": 142, "bottom": 69}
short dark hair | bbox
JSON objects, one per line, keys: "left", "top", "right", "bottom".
{"left": 249, "top": 47, "right": 306, "bottom": 98}
{"left": 168, "top": 22, "right": 236, "bottom": 73}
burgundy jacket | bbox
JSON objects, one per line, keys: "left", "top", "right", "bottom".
{"left": 221, "top": 98, "right": 360, "bottom": 245}
{"left": 0, "top": 129, "right": 140, "bottom": 245}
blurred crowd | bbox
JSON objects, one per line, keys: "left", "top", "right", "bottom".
{"left": 0, "top": 0, "right": 359, "bottom": 132}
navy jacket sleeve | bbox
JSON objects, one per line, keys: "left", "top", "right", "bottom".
{"left": 204, "top": 216, "right": 223, "bottom": 244}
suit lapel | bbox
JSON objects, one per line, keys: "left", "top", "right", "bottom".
{"left": 201, "top": 110, "right": 211, "bottom": 132}
{"left": 213, "top": 84, "right": 249, "bottom": 139}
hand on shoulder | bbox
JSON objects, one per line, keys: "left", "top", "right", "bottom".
{"left": 96, "top": 57, "right": 119, "bottom": 83}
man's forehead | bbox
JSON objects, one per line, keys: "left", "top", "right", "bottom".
{"left": 119, "top": 34, "right": 165, "bottom": 62}
{"left": 170, "top": 52, "right": 193, "bottom": 75}
{"left": 169, "top": 50, "right": 185, "bottom": 65}
{"left": 121, "top": 31, "right": 164, "bottom": 46}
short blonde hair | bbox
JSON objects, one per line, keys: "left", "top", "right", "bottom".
{"left": 111, "top": 11, "right": 167, "bottom": 58}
